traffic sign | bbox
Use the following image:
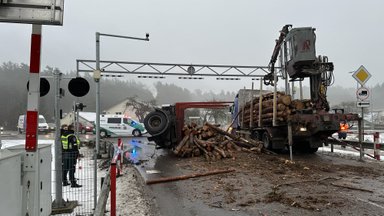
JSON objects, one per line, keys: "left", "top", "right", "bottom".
{"left": 356, "top": 87, "right": 370, "bottom": 101}
{"left": 352, "top": 65, "right": 371, "bottom": 86}
{"left": 356, "top": 101, "right": 370, "bottom": 108}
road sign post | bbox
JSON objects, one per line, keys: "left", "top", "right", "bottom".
{"left": 352, "top": 65, "right": 372, "bottom": 162}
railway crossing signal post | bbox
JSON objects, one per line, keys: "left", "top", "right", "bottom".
{"left": 0, "top": 1, "right": 65, "bottom": 215}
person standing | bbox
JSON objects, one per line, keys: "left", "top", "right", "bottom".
{"left": 61, "top": 124, "right": 82, "bottom": 188}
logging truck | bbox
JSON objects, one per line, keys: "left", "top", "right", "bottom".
{"left": 144, "top": 25, "right": 359, "bottom": 152}
{"left": 232, "top": 25, "right": 358, "bottom": 152}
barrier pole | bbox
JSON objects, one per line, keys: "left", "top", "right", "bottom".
{"left": 117, "top": 138, "right": 122, "bottom": 176}
{"left": 373, "top": 132, "right": 380, "bottom": 160}
{"left": 120, "top": 139, "right": 124, "bottom": 172}
{"left": 110, "top": 160, "right": 117, "bottom": 216}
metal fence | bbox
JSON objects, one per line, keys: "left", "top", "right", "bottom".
{"left": 52, "top": 147, "right": 95, "bottom": 216}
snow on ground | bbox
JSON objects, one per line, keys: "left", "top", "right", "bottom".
{"left": 1, "top": 139, "right": 154, "bottom": 215}
{"left": 103, "top": 166, "right": 155, "bottom": 216}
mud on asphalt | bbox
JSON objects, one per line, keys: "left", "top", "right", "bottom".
{"left": 149, "top": 149, "right": 384, "bottom": 216}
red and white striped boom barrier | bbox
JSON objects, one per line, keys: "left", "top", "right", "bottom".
{"left": 25, "top": 25, "right": 42, "bottom": 151}
{"left": 110, "top": 138, "right": 125, "bottom": 216}
{"left": 116, "top": 138, "right": 124, "bottom": 176}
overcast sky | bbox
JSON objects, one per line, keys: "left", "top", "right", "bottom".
{"left": 1, "top": 0, "right": 383, "bottom": 93}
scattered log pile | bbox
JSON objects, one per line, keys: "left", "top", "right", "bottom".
{"left": 240, "top": 92, "right": 313, "bottom": 127}
{"left": 173, "top": 122, "right": 263, "bottom": 160}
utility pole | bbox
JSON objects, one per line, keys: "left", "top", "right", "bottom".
{"left": 52, "top": 69, "right": 64, "bottom": 207}
{"left": 94, "top": 32, "right": 149, "bottom": 210}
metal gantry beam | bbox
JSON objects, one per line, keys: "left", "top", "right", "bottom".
{"left": 76, "top": 59, "right": 277, "bottom": 78}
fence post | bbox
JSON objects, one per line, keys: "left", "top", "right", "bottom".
{"left": 110, "top": 160, "right": 117, "bottom": 216}
{"left": 120, "top": 139, "right": 123, "bottom": 172}
{"left": 373, "top": 132, "right": 380, "bottom": 160}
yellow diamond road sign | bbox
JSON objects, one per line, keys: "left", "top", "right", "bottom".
{"left": 352, "top": 65, "right": 371, "bottom": 86}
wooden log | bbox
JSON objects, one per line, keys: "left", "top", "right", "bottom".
{"left": 228, "top": 141, "right": 242, "bottom": 151}
{"left": 213, "top": 145, "right": 226, "bottom": 158}
{"left": 146, "top": 169, "right": 236, "bottom": 185}
{"left": 193, "top": 137, "right": 209, "bottom": 155}
{"left": 173, "top": 134, "right": 189, "bottom": 155}
{"left": 205, "top": 122, "right": 238, "bottom": 141}
{"left": 233, "top": 140, "right": 254, "bottom": 148}
{"left": 193, "top": 148, "right": 201, "bottom": 157}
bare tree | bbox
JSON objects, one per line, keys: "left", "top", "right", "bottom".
{"left": 124, "top": 96, "right": 157, "bottom": 122}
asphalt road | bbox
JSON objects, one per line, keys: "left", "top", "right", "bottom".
{"left": 103, "top": 136, "right": 250, "bottom": 216}
{"left": 3, "top": 131, "right": 384, "bottom": 215}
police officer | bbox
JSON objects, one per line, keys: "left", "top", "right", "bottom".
{"left": 61, "top": 124, "right": 82, "bottom": 188}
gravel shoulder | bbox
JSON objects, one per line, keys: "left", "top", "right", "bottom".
{"left": 104, "top": 165, "right": 159, "bottom": 216}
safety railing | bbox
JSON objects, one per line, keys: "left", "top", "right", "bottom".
{"left": 328, "top": 131, "right": 381, "bottom": 161}
{"left": 94, "top": 138, "right": 124, "bottom": 216}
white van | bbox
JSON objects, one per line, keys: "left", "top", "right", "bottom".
{"left": 96, "top": 114, "right": 146, "bottom": 138}
{"left": 17, "top": 115, "right": 49, "bottom": 134}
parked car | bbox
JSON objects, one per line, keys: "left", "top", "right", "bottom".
{"left": 70, "top": 123, "right": 94, "bottom": 134}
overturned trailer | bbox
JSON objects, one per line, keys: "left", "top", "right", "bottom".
{"left": 144, "top": 102, "right": 232, "bottom": 148}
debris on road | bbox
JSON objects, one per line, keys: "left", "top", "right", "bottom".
{"left": 331, "top": 182, "right": 374, "bottom": 193}
{"left": 146, "top": 168, "right": 236, "bottom": 185}
{"left": 173, "top": 122, "right": 263, "bottom": 160}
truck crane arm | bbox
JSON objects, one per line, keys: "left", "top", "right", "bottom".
{"left": 264, "top": 24, "right": 292, "bottom": 86}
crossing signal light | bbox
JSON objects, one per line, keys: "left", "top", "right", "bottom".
{"left": 75, "top": 103, "right": 86, "bottom": 111}
{"left": 27, "top": 77, "right": 50, "bottom": 97}
{"left": 68, "top": 77, "right": 90, "bottom": 97}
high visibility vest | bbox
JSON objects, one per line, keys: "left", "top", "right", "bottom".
{"left": 340, "top": 123, "right": 349, "bottom": 132}
{"left": 61, "top": 134, "right": 80, "bottom": 150}
{"left": 61, "top": 134, "right": 72, "bottom": 150}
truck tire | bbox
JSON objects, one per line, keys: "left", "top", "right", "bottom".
{"left": 251, "top": 131, "right": 262, "bottom": 141}
{"left": 308, "top": 147, "right": 319, "bottom": 153}
{"left": 132, "top": 129, "right": 142, "bottom": 137}
{"left": 144, "top": 110, "right": 169, "bottom": 136}
{"left": 81, "top": 129, "right": 86, "bottom": 134}
{"left": 262, "top": 132, "right": 272, "bottom": 150}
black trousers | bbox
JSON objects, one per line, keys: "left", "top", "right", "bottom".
{"left": 62, "top": 152, "right": 77, "bottom": 183}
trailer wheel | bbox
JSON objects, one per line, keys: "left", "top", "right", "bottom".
{"left": 262, "top": 132, "right": 272, "bottom": 150}
{"left": 144, "top": 110, "right": 169, "bottom": 136}
{"left": 251, "top": 131, "right": 262, "bottom": 141}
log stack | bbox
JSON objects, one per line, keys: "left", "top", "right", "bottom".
{"left": 173, "top": 122, "right": 263, "bottom": 160}
{"left": 240, "top": 92, "right": 313, "bottom": 127}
